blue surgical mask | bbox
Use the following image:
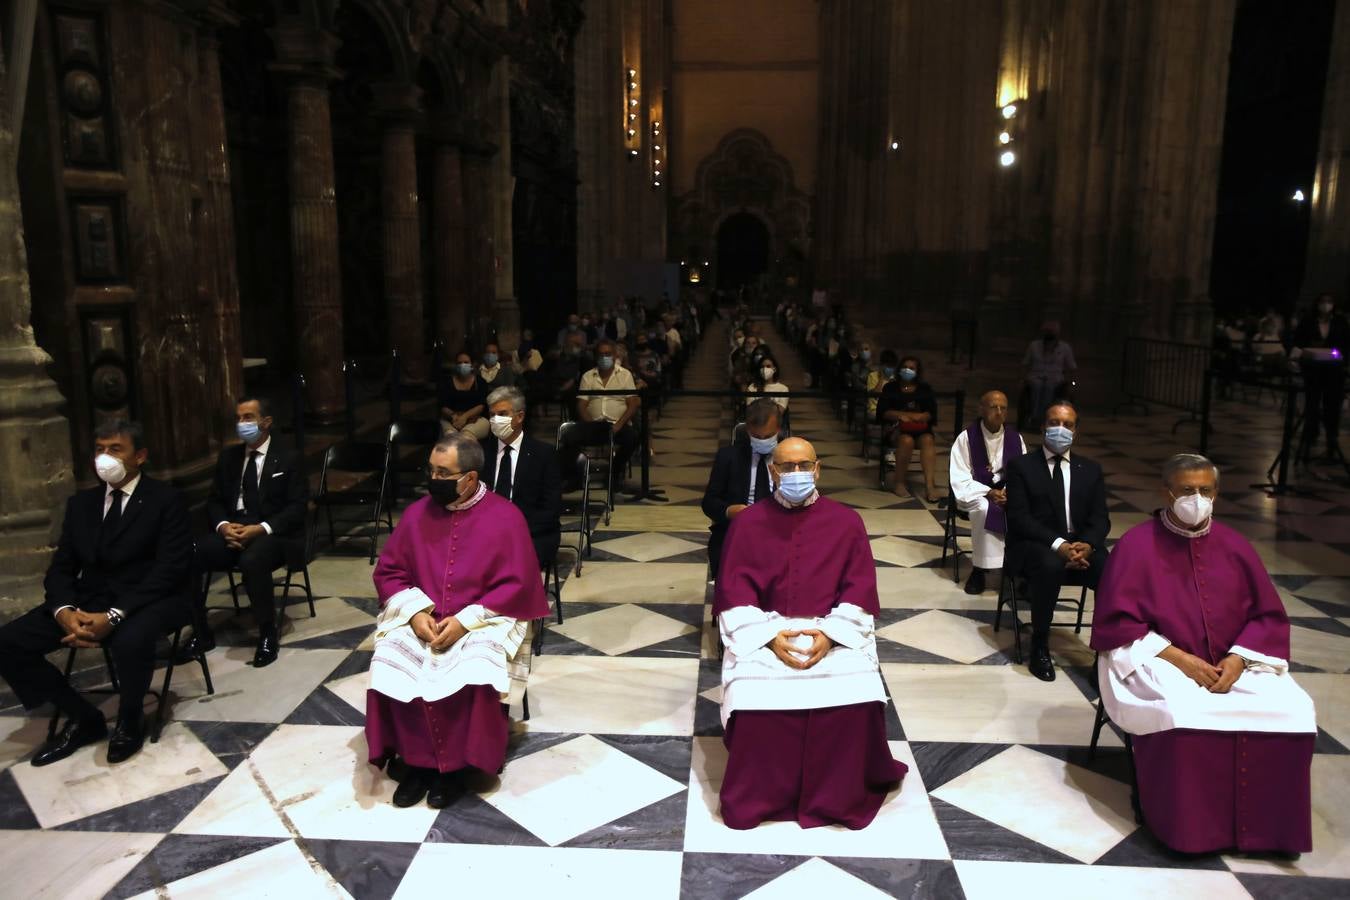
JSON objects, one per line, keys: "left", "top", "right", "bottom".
{"left": 482, "top": 353, "right": 498, "bottom": 366}
{"left": 882, "top": 366, "right": 896, "bottom": 379}
{"left": 1043, "top": 425, "right": 1074, "bottom": 454}
{"left": 237, "top": 421, "right": 262, "bottom": 444}
{"left": 598, "top": 355, "right": 614, "bottom": 370}
{"left": 777, "top": 470, "right": 816, "bottom": 504}
{"left": 455, "top": 363, "right": 473, "bottom": 376}
{"left": 899, "top": 367, "right": 917, "bottom": 381}
{"left": 749, "top": 435, "right": 778, "bottom": 456}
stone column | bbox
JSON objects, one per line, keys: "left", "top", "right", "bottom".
{"left": 270, "top": 21, "right": 344, "bottom": 423}
{"left": 573, "top": 0, "right": 612, "bottom": 311}
{"left": 373, "top": 81, "right": 427, "bottom": 384}
{"left": 1302, "top": 0, "right": 1350, "bottom": 303}
{"left": 0, "top": 18, "right": 75, "bottom": 605}
{"left": 485, "top": 0, "right": 519, "bottom": 354}
{"left": 198, "top": 33, "right": 243, "bottom": 412}
{"left": 431, "top": 130, "right": 470, "bottom": 355}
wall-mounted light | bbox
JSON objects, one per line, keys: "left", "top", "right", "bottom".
{"left": 889, "top": 139, "right": 901, "bottom": 151}
{"left": 1292, "top": 189, "right": 1306, "bottom": 203}
{"left": 624, "top": 66, "right": 640, "bottom": 154}
{"left": 998, "top": 131, "right": 1011, "bottom": 145}
{"left": 651, "top": 119, "right": 664, "bottom": 189}
{"left": 997, "top": 98, "right": 1025, "bottom": 168}
{"left": 1001, "top": 103, "right": 1018, "bottom": 119}
{"left": 1000, "top": 150, "right": 1017, "bottom": 167}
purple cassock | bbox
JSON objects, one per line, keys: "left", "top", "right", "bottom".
{"left": 365, "top": 490, "right": 551, "bottom": 776}
{"left": 714, "top": 495, "right": 907, "bottom": 830}
{"left": 1091, "top": 515, "right": 1316, "bottom": 854}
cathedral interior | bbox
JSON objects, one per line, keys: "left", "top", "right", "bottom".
{"left": 0, "top": 0, "right": 1348, "bottom": 897}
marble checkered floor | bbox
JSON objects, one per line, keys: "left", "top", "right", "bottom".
{"left": 1, "top": 322, "right": 1349, "bottom": 899}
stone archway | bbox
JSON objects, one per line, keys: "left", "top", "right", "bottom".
{"left": 672, "top": 129, "right": 811, "bottom": 291}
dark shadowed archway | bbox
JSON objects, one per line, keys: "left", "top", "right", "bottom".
{"left": 716, "top": 213, "right": 770, "bottom": 290}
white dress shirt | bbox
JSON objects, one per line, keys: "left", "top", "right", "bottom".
{"left": 1042, "top": 445, "right": 1073, "bottom": 549}
{"left": 494, "top": 430, "right": 525, "bottom": 501}
{"left": 218, "top": 436, "right": 273, "bottom": 535}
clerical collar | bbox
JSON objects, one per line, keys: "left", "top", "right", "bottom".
{"left": 773, "top": 489, "right": 819, "bottom": 509}
{"left": 1160, "top": 508, "right": 1211, "bottom": 539}
{"left": 447, "top": 482, "right": 488, "bottom": 512}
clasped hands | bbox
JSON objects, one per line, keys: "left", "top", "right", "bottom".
{"left": 411, "top": 611, "right": 468, "bottom": 652}
{"left": 1163, "top": 647, "right": 1244, "bottom": 694}
{"left": 218, "top": 522, "right": 266, "bottom": 552}
{"left": 54, "top": 607, "right": 114, "bottom": 648}
{"left": 1055, "top": 541, "right": 1093, "bottom": 570}
{"left": 769, "top": 628, "right": 835, "bottom": 670}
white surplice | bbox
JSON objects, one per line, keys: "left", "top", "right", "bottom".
{"left": 948, "top": 425, "right": 1028, "bottom": 568}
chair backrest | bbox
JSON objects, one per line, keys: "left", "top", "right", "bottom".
{"left": 319, "top": 440, "right": 389, "bottom": 497}
{"left": 556, "top": 419, "right": 613, "bottom": 449}
{"left": 731, "top": 422, "right": 747, "bottom": 446}
{"left": 389, "top": 419, "right": 442, "bottom": 448}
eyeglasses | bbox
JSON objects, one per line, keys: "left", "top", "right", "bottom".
{"left": 426, "top": 468, "right": 466, "bottom": 481}
{"left": 773, "top": 460, "right": 818, "bottom": 473}
{"left": 1170, "top": 486, "right": 1217, "bottom": 499}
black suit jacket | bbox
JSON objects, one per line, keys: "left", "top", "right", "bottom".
{"left": 1005, "top": 448, "right": 1110, "bottom": 554}
{"left": 43, "top": 475, "right": 193, "bottom": 617}
{"left": 702, "top": 441, "right": 774, "bottom": 569}
{"left": 478, "top": 434, "right": 562, "bottom": 561}
{"left": 205, "top": 439, "right": 309, "bottom": 540}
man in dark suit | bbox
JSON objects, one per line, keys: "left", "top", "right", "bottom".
{"left": 701, "top": 398, "right": 783, "bottom": 578}
{"left": 478, "top": 386, "right": 562, "bottom": 566}
{"left": 1006, "top": 401, "right": 1110, "bottom": 682}
{"left": 193, "top": 396, "right": 308, "bottom": 667}
{"left": 0, "top": 420, "right": 192, "bottom": 765}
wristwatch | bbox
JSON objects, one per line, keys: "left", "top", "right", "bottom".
{"left": 105, "top": 609, "right": 124, "bottom": 628}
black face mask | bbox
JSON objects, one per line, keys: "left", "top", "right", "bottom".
{"left": 427, "top": 477, "right": 462, "bottom": 505}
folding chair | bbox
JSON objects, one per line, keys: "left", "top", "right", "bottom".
{"left": 939, "top": 493, "right": 970, "bottom": 584}
{"left": 994, "top": 568, "right": 1091, "bottom": 664}
{"left": 314, "top": 438, "right": 394, "bottom": 564}
{"left": 554, "top": 443, "right": 596, "bottom": 577}
{"left": 387, "top": 419, "right": 444, "bottom": 506}
{"left": 557, "top": 420, "right": 616, "bottom": 526}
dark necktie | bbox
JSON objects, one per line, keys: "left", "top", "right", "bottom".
{"left": 101, "top": 489, "right": 124, "bottom": 548}
{"left": 1051, "top": 455, "right": 1068, "bottom": 536}
{"left": 753, "top": 453, "right": 771, "bottom": 503}
{"left": 496, "top": 445, "right": 514, "bottom": 499}
{"left": 242, "top": 450, "right": 261, "bottom": 516}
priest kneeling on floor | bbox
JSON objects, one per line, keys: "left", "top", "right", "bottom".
{"left": 714, "top": 437, "right": 907, "bottom": 830}
{"left": 365, "top": 432, "right": 551, "bottom": 809}
{"left": 1091, "top": 453, "right": 1317, "bottom": 855}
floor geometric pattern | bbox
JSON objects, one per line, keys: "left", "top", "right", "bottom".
{"left": 1, "top": 319, "right": 1348, "bottom": 898}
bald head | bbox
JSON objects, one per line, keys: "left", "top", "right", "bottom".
{"left": 772, "top": 437, "right": 816, "bottom": 466}
{"left": 979, "top": 391, "right": 1009, "bottom": 432}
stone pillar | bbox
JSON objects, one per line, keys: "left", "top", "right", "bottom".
{"left": 1302, "top": 0, "right": 1350, "bottom": 303}
{"left": 573, "top": 0, "right": 612, "bottom": 311}
{"left": 270, "top": 20, "right": 344, "bottom": 423}
{"left": 198, "top": 33, "right": 243, "bottom": 412}
{"left": 0, "top": 22, "right": 75, "bottom": 606}
{"left": 373, "top": 81, "right": 427, "bottom": 384}
{"left": 431, "top": 132, "right": 470, "bottom": 355}
{"left": 485, "top": 0, "right": 519, "bottom": 354}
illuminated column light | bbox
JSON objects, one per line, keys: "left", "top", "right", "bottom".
{"left": 624, "top": 66, "right": 640, "bottom": 154}
{"left": 1292, "top": 189, "right": 1306, "bottom": 202}
{"left": 1001, "top": 103, "right": 1018, "bottom": 119}
{"left": 1000, "top": 150, "right": 1016, "bottom": 167}
{"left": 651, "top": 119, "right": 664, "bottom": 188}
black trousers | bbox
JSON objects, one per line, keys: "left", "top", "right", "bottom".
{"left": 1301, "top": 365, "right": 1346, "bottom": 455}
{"left": 1010, "top": 541, "right": 1107, "bottom": 639}
{"left": 0, "top": 599, "right": 182, "bottom": 721}
{"left": 194, "top": 532, "right": 289, "bottom": 630}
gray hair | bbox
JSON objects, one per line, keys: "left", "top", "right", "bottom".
{"left": 1162, "top": 452, "right": 1220, "bottom": 488}
{"left": 486, "top": 385, "right": 526, "bottom": 413}
{"left": 432, "top": 431, "right": 485, "bottom": 472}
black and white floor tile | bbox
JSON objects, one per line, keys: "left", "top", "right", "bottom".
{"left": 1, "top": 323, "right": 1347, "bottom": 898}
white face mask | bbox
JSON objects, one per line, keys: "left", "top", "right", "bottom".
{"left": 489, "top": 414, "right": 516, "bottom": 441}
{"left": 94, "top": 452, "right": 127, "bottom": 485}
{"left": 1170, "top": 493, "right": 1214, "bottom": 527}
{"left": 761, "top": 367, "right": 776, "bottom": 380}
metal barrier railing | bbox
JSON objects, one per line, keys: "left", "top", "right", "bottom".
{"left": 1115, "top": 337, "right": 1211, "bottom": 432}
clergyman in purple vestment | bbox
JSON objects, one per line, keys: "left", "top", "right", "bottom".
{"left": 365, "top": 434, "right": 551, "bottom": 808}
{"left": 1090, "top": 454, "right": 1316, "bottom": 854}
{"left": 713, "top": 437, "right": 907, "bottom": 831}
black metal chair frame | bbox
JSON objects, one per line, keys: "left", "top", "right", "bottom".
{"left": 557, "top": 420, "right": 614, "bottom": 528}
{"left": 387, "top": 418, "right": 444, "bottom": 506}
{"left": 314, "top": 438, "right": 395, "bottom": 564}
{"left": 203, "top": 527, "right": 318, "bottom": 623}
{"left": 47, "top": 621, "right": 215, "bottom": 745}
{"left": 994, "top": 569, "right": 1090, "bottom": 664}
{"left": 939, "top": 493, "right": 971, "bottom": 584}
{"left": 1088, "top": 652, "right": 1144, "bottom": 825}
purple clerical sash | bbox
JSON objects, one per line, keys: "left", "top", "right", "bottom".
{"left": 966, "top": 421, "right": 1022, "bottom": 534}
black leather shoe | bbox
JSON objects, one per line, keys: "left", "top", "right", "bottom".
{"left": 252, "top": 628, "right": 279, "bottom": 668}
{"left": 963, "top": 569, "right": 986, "bottom": 595}
{"left": 106, "top": 716, "right": 145, "bottom": 764}
{"left": 32, "top": 717, "right": 107, "bottom": 767}
{"left": 175, "top": 632, "right": 216, "bottom": 664}
{"left": 392, "top": 767, "right": 434, "bottom": 807}
{"left": 1029, "top": 642, "right": 1056, "bottom": 682}
{"left": 426, "top": 771, "right": 465, "bottom": 809}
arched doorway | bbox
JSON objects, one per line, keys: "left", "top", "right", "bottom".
{"left": 716, "top": 213, "right": 770, "bottom": 290}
